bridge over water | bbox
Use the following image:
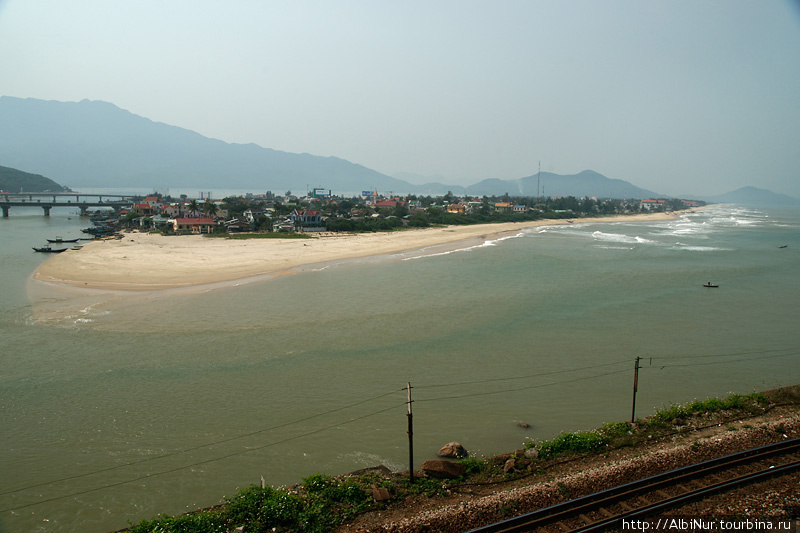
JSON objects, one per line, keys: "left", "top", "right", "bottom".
{"left": 0, "top": 192, "right": 135, "bottom": 217}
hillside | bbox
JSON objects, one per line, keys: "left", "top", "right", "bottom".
{"left": 0, "top": 96, "right": 410, "bottom": 193}
{"left": 0, "top": 165, "right": 68, "bottom": 193}
{"left": 1, "top": 96, "right": 669, "bottom": 199}
{"left": 5, "top": 96, "right": 789, "bottom": 203}
{"left": 464, "top": 170, "right": 661, "bottom": 199}
{"left": 704, "top": 186, "right": 800, "bottom": 206}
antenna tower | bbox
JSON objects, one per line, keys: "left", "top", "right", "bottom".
{"left": 537, "top": 161, "right": 541, "bottom": 202}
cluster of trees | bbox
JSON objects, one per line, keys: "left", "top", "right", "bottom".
{"left": 128, "top": 191, "right": 698, "bottom": 234}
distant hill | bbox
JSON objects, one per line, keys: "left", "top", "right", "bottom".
{"left": 0, "top": 96, "right": 697, "bottom": 200}
{"left": 463, "top": 170, "right": 661, "bottom": 199}
{"left": 0, "top": 96, "right": 411, "bottom": 193}
{"left": 0, "top": 165, "right": 68, "bottom": 193}
{"left": 703, "top": 186, "right": 800, "bottom": 206}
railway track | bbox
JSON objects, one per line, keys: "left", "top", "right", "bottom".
{"left": 466, "top": 438, "right": 800, "bottom": 533}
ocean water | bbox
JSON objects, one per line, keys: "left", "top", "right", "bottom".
{"left": 1, "top": 204, "right": 799, "bottom": 532}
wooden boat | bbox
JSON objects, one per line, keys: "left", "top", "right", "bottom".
{"left": 33, "top": 245, "right": 68, "bottom": 253}
{"left": 703, "top": 282, "right": 719, "bottom": 288}
{"left": 47, "top": 237, "right": 79, "bottom": 243}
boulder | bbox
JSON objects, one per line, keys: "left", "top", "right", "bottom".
{"left": 437, "top": 442, "right": 469, "bottom": 458}
{"left": 371, "top": 485, "right": 391, "bottom": 501}
{"left": 503, "top": 458, "right": 516, "bottom": 473}
{"left": 347, "top": 465, "right": 393, "bottom": 477}
{"left": 421, "top": 459, "right": 466, "bottom": 479}
{"left": 524, "top": 447, "right": 539, "bottom": 460}
{"left": 517, "top": 421, "right": 531, "bottom": 429}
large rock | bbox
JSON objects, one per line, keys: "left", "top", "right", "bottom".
{"left": 371, "top": 485, "right": 391, "bottom": 501}
{"left": 347, "top": 465, "right": 393, "bottom": 477}
{"left": 437, "top": 442, "right": 469, "bottom": 458}
{"left": 421, "top": 459, "right": 467, "bottom": 479}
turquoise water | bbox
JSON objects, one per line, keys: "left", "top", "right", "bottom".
{"left": 1, "top": 204, "right": 799, "bottom": 532}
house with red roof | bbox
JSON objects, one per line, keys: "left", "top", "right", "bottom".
{"left": 132, "top": 202, "right": 154, "bottom": 215}
{"left": 173, "top": 217, "right": 215, "bottom": 234}
{"left": 289, "top": 209, "right": 322, "bottom": 228}
{"left": 375, "top": 199, "right": 404, "bottom": 210}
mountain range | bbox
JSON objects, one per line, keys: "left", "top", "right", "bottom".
{"left": 0, "top": 96, "right": 797, "bottom": 205}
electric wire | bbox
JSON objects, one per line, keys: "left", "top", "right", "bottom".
{"left": 415, "top": 368, "right": 631, "bottom": 403}
{"left": 648, "top": 347, "right": 795, "bottom": 361}
{"left": 413, "top": 358, "right": 631, "bottom": 389}
{"left": 3, "top": 345, "right": 796, "bottom": 513}
{"left": 0, "top": 401, "right": 407, "bottom": 513}
{"left": 0, "top": 388, "right": 400, "bottom": 498}
{"left": 644, "top": 350, "right": 799, "bottom": 370}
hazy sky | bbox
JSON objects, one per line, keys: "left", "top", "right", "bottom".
{"left": 1, "top": 1, "right": 799, "bottom": 197}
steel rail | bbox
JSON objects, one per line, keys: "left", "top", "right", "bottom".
{"left": 465, "top": 438, "right": 800, "bottom": 533}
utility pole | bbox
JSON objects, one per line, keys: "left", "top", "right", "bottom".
{"left": 407, "top": 382, "right": 414, "bottom": 483}
{"left": 537, "top": 161, "right": 541, "bottom": 202}
{"left": 631, "top": 357, "right": 640, "bottom": 424}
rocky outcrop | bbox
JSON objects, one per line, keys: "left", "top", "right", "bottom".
{"left": 421, "top": 460, "right": 467, "bottom": 479}
{"left": 437, "top": 442, "right": 469, "bottom": 458}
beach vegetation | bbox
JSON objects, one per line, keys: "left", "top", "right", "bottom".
{"left": 526, "top": 392, "right": 772, "bottom": 460}
{"left": 529, "top": 421, "right": 632, "bottom": 459}
{"left": 646, "top": 393, "right": 769, "bottom": 428}
{"left": 123, "top": 388, "right": 792, "bottom": 533}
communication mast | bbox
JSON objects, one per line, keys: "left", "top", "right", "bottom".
{"left": 537, "top": 161, "right": 541, "bottom": 202}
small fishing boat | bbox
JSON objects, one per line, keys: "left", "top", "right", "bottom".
{"left": 47, "top": 236, "right": 80, "bottom": 243}
{"left": 33, "top": 245, "right": 68, "bottom": 253}
{"left": 703, "top": 282, "right": 719, "bottom": 288}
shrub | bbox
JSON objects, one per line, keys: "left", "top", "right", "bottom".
{"left": 127, "top": 511, "right": 227, "bottom": 533}
{"left": 460, "top": 457, "right": 489, "bottom": 475}
{"left": 223, "top": 485, "right": 302, "bottom": 532}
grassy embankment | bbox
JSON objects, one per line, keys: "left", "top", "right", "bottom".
{"left": 124, "top": 388, "right": 799, "bottom": 533}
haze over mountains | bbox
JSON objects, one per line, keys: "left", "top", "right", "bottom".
{"left": 1, "top": 96, "right": 796, "bottom": 205}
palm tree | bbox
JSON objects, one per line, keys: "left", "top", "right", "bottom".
{"left": 204, "top": 200, "right": 218, "bottom": 219}
{"left": 188, "top": 199, "right": 199, "bottom": 217}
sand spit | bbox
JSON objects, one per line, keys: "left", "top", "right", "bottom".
{"left": 33, "top": 212, "right": 682, "bottom": 292}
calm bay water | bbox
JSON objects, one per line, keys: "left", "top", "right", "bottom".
{"left": 1, "top": 204, "right": 799, "bottom": 532}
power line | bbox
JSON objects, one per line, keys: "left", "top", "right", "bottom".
{"left": 415, "top": 368, "right": 630, "bottom": 403}
{"left": 0, "top": 388, "right": 400, "bottom": 498}
{"left": 413, "top": 358, "right": 631, "bottom": 390}
{"left": 645, "top": 350, "right": 800, "bottom": 370}
{"left": 5, "top": 346, "right": 796, "bottom": 513}
{"left": 1, "top": 401, "right": 407, "bottom": 513}
{"left": 648, "top": 347, "right": 795, "bottom": 362}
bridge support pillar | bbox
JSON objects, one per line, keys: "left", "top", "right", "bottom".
{"left": 2, "top": 206, "right": 8, "bottom": 218}
{"left": 42, "top": 205, "right": 51, "bottom": 217}
{"left": 79, "top": 204, "right": 89, "bottom": 216}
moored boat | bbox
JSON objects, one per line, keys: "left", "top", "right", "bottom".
{"left": 33, "top": 245, "right": 68, "bottom": 253}
{"left": 47, "top": 237, "right": 80, "bottom": 243}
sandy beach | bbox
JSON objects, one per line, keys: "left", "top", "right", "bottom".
{"left": 33, "top": 212, "right": 683, "bottom": 291}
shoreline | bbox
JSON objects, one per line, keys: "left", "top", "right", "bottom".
{"left": 33, "top": 211, "right": 687, "bottom": 292}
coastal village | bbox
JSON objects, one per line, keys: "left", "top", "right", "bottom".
{"left": 89, "top": 189, "right": 704, "bottom": 235}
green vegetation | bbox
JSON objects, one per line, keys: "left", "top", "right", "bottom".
{"left": 125, "top": 390, "right": 790, "bottom": 533}
{"left": 126, "top": 472, "right": 454, "bottom": 533}
{"left": 533, "top": 421, "right": 633, "bottom": 459}
{"left": 525, "top": 392, "right": 772, "bottom": 460}
{"left": 0, "top": 165, "right": 69, "bottom": 193}
{"left": 645, "top": 393, "right": 769, "bottom": 428}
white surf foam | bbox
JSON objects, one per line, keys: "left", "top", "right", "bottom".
{"left": 591, "top": 231, "right": 655, "bottom": 245}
